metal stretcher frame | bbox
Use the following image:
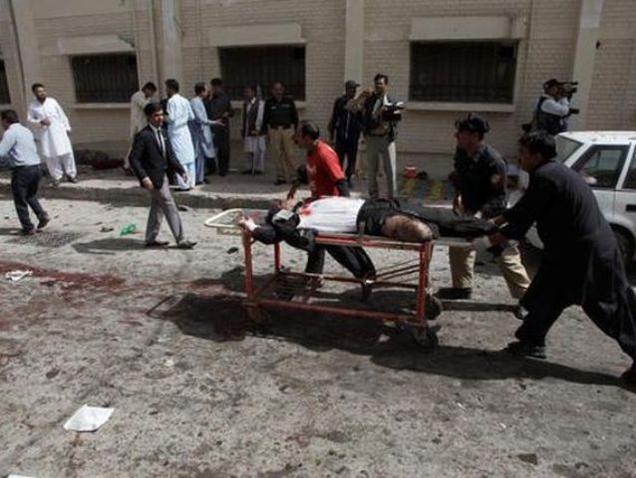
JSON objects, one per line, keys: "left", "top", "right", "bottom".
{"left": 205, "top": 209, "right": 473, "bottom": 345}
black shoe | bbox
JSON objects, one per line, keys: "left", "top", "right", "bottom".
{"left": 21, "top": 228, "right": 36, "bottom": 236}
{"left": 425, "top": 294, "right": 443, "bottom": 320}
{"left": 68, "top": 176, "right": 79, "bottom": 183}
{"left": 37, "top": 215, "right": 50, "bottom": 230}
{"left": 219, "top": 171, "right": 227, "bottom": 177}
{"left": 145, "top": 240, "right": 169, "bottom": 248}
{"left": 274, "top": 179, "right": 287, "bottom": 186}
{"left": 514, "top": 304, "right": 529, "bottom": 321}
{"left": 177, "top": 240, "right": 197, "bottom": 249}
{"left": 620, "top": 364, "right": 636, "bottom": 385}
{"left": 203, "top": 178, "right": 210, "bottom": 184}
{"left": 254, "top": 170, "right": 263, "bottom": 175}
{"left": 504, "top": 340, "right": 547, "bottom": 359}
{"left": 241, "top": 170, "right": 252, "bottom": 175}
{"left": 435, "top": 287, "right": 472, "bottom": 300}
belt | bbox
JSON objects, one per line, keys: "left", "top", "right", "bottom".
{"left": 13, "top": 164, "right": 40, "bottom": 170}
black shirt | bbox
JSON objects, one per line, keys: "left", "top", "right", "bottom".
{"left": 204, "top": 92, "right": 233, "bottom": 127}
{"left": 328, "top": 95, "right": 362, "bottom": 145}
{"left": 260, "top": 96, "right": 299, "bottom": 134}
{"left": 452, "top": 144, "right": 507, "bottom": 218}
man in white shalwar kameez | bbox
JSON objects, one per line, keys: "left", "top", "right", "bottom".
{"left": 27, "top": 83, "right": 77, "bottom": 186}
{"left": 125, "top": 82, "right": 157, "bottom": 171}
{"left": 241, "top": 85, "right": 267, "bottom": 175}
{"left": 189, "top": 82, "right": 219, "bottom": 184}
{"left": 164, "top": 79, "right": 195, "bottom": 190}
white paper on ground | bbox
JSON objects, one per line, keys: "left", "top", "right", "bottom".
{"left": 63, "top": 404, "right": 114, "bottom": 432}
{"left": 5, "top": 270, "right": 33, "bottom": 282}
{"left": 8, "top": 474, "right": 37, "bottom": 478}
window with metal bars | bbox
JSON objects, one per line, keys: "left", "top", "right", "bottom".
{"left": 409, "top": 41, "right": 518, "bottom": 103}
{"left": 219, "top": 46, "right": 306, "bottom": 101}
{"left": 0, "top": 59, "right": 10, "bottom": 104}
{"left": 71, "top": 53, "right": 139, "bottom": 103}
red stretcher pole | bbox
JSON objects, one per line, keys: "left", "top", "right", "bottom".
{"left": 242, "top": 230, "right": 254, "bottom": 299}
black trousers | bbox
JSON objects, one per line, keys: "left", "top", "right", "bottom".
{"left": 335, "top": 138, "right": 359, "bottom": 180}
{"left": 11, "top": 165, "right": 46, "bottom": 231}
{"left": 517, "top": 247, "right": 636, "bottom": 362}
{"left": 305, "top": 245, "right": 376, "bottom": 279}
{"left": 214, "top": 127, "right": 231, "bottom": 175}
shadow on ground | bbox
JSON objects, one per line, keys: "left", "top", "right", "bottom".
{"left": 147, "top": 270, "right": 624, "bottom": 388}
{"left": 72, "top": 237, "right": 144, "bottom": 255}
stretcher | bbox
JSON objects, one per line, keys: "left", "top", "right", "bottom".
{"left": 205, "top": 208, "right": 474, "bottom": 348}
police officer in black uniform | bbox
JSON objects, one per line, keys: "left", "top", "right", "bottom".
{"left": 437, "top": 114, "right": 530, "bottom": 301}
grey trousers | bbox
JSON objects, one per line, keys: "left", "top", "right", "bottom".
{"left": 146, "top": 176, "right": 185, "bottom": 244}
{"left": 366, "top": 135, "right": 397, "bottom": 199}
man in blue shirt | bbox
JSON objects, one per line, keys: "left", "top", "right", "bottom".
{"left": 0, "top": 109, "right": 50, "bottom": 235}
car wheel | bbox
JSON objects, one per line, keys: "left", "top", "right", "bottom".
{"left": 613, "top": 229, "right": 633, "bottom": 265}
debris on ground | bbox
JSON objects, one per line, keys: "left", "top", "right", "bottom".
{"left": 178, "top": 205, "right": 191, "bottom": 212}
{"left": 100, "top": 226, "right": 115, "bottom": 233}
{"left": 5, "top": 270, "right": 33, "bottom": 282}
{"left": 63, "top": 405, "right": 114, "bottom": 432}
{"left": 119, "top": 224, "right": 137, "bottom": 236}
{"left": 517, "top": 453, "right": 538, "bottom": 466}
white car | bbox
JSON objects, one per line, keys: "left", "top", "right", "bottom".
{"left": 522, "top": 131, "right": 636, "bottom": 263}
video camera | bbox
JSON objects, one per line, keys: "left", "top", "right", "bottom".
{"left": 381, "top": 101, "right": 405, "bottom": 122}
{"left": 559, "top": 81, "right": 579, "bottom": 103}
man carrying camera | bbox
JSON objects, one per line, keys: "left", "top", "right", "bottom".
{"left": 528, "top": 78, "right": 579, "bottom": 136}
{"left": 349, "top": 74, "right": 403, "bottom": 199}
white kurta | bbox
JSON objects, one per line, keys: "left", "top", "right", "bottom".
{"left": 297, "top": 197, "right": 366, "bottom": 233}
{"left": 130, "top": 90, "right": 149, "bottom": 139}
{"left": 189, "top": 96, "right": 215, "bottom": 158}
{"left": 166, "top": 94, "right": 195, "bottom": 166}
{"left": 243, "top": 99, "right": 266, "bottom": 153}
{"left": 27, "top": 97, "right": 73, "bottom": 158}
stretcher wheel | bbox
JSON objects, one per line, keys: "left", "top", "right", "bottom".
{"left": 411, "top": 325, "right": 439, "bottom": 349}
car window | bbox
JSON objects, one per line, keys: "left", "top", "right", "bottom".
{"left": 555, "top": 136, "right": 583, "bottom": 163}
{"left": 622, "top": 148, "right": 636, "bottom": 190}
{"left": 572, "top": 145, "right": 628, "bottom": 189}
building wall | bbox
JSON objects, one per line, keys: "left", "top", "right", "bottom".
{"left": 587, "top": 0, "right": 636, "bottom": 130}
{"left": 0, "top": 0, "right": 634, "bottom": 176}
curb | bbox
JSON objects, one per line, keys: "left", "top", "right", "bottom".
{"left": 0, "top": 182, "right": 281, "bottom": 211}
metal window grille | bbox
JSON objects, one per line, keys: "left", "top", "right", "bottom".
{"left": 219, "top": 46, "right": 306, "bottom": 101}
{"left": 71, "top": 54, "right": 139, "bottom": 103}
{"left": 409, "top": 41, "right": 518, "bottom": 103}
{"left": 0, "top": 59, "right": 10, "bottom": 104}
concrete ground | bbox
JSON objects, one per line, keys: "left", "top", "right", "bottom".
{"left": 0, "top": 197, "right": 635, "bottom": 478}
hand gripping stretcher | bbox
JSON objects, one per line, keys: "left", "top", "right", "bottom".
{"left": 205, "top": 208, "right": 474, "bottom": 348}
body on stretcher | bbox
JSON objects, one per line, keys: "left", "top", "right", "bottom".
{"left": 204, "top": 209, "right": 477, "bottom": 349}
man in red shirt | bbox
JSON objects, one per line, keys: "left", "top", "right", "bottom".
{"left": 289, "top": 121, "right": 367, "bottom": 283}
{"left": 292, "top": 121, "right": 350, "bottom": 199}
